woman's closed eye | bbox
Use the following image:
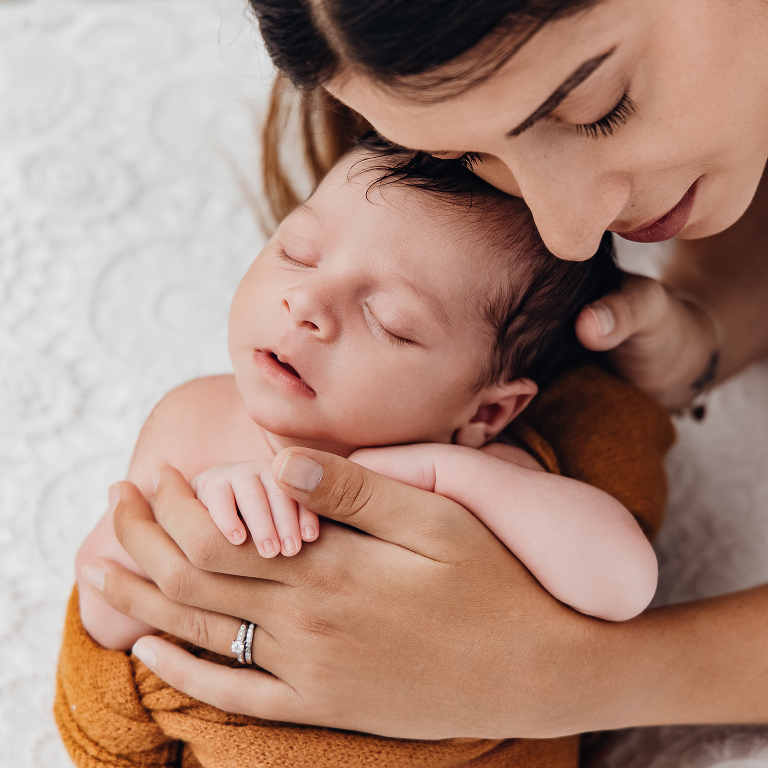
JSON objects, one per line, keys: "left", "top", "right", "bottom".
{"left": 363, "top": 304, "right": 416, "bottom": 347}
{"left": 574, "top": 93, "right": 636, "bottom": 139}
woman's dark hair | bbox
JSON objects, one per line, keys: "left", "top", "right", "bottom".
{"left": 252, "top": 0, "right": 597, "bottom": 225}
{"left": 355, "top": 136, "right": 621, "bottom": 388}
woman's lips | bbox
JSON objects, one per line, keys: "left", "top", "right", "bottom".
{"left": 615, "top": 179, "right": 699, "bottom": 244}
{"left": 254, "top": 350, "right": 316, "bottom": 398}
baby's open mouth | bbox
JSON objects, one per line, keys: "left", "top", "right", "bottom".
{"left": 270, "top": 352, "right": 301, "bottom": 379}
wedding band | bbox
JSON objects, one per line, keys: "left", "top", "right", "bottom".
{"left": 244, "top": 622, "right": 255, "bottom": 665}
{"left": 231, "top": 621, "right": 248, "bottom": 664}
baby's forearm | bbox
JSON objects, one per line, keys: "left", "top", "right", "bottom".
{"left": 352, "top": 444, "right": 657, "bottom": 620}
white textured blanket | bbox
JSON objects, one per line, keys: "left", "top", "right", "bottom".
{"left": 1, "top": 2, "right": 767, "bottom": 766}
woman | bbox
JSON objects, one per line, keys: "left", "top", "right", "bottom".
{"left": 85, "top": 0, "right": 768, "bottom": 741}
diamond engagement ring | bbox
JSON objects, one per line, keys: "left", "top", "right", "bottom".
{"left": 231, "top": 621, "right": 248, "bottom": 664}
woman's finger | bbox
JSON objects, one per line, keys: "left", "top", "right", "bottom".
{"left": 271, "top": 448, "right": 480, "bottom": 560}
{"left": 131, "top": 636, "right": 308, "bottom": 724}
{"left": 114, "top": 474, "right": 300, "bottom": 582}
{"left": 575, "top": 273, "right": 719, "bottom": 409}
{"left": 90, "top": 556, "right": 286, "bottom": 669}
{"left": 576, "top": 273, "right": 669, "bottom": 352}
{"left": 111, "top": 480, "right": 305, "bottom": 603}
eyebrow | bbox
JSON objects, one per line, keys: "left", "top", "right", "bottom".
{"left": 506, "top": 49, "right": 615, "bottom": 138}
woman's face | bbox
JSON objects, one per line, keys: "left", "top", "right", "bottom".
{"left": 327, "top": 0, "right": 768, "bottom": 260}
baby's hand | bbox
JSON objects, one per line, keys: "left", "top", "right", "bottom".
{"left": 191, "top": 461, "right": 319, "bottom": 557}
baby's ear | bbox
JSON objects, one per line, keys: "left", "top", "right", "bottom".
{"left": 454, "top": 378, "right": 538, "bottom": 449}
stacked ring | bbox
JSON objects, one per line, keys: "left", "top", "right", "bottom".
{"left": 231, "top": 621, "right": 248, "bottom": 664}
{"left": 232, "top": 621, "right": 257, "bottom": 665}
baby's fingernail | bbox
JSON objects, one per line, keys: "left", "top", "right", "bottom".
{"left": 303, "top": 525, "right": 316, "bottom": 539}
{"left": 153, "top": 469, "right": 161, "bottom": 492}
{"left": 588, "top": 302, "right": 615, "bottom": 337}
{"left": 262, "top": 539, "right": 275, "bottom": 556}
{"left": 277, "top": 452, "right": 323, "bottom": 491}
{"left": 132, "top": 640, "right": 157, "bottom": 671}
{"left": 107, "top": 484, "right": 121, "bottom": 515}
{"left": 81, "top": 565, "right": 105, "bottom": 592}
{"left": 283, "top": 537, "right": 296, "bottom": 554}
{"left": 231, "top": 529, "right": 244, "bottom": 545}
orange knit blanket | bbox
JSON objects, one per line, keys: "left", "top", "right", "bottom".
{"left": 55, "top": 365, "right": 675, "bottom": 768}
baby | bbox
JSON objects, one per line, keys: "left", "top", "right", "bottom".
{"left": 76, "top": 145, "right": 657, "bottom": 652}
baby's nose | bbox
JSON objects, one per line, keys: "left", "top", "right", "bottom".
{"left": 282, "top": 292, "right": 338, "bottom": 341}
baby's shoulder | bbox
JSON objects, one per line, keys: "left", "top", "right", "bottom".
{"left": 126, "top": 375, "right": 260, "bottom": 495}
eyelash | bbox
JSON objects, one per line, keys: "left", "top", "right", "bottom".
{"left": 364, "top": 305, "right": 415, "bottom": 347}
{"left": 277, "top": 249, "right": 311, "bottom": 268}
{"left": 458, "top": 152, "right": 483, "bottom": 171}
{"left": 451, "top": 94, "right": 635, "bottom": 166}
{"left": 574, "top": 93, "right": 636, "bottom": 139}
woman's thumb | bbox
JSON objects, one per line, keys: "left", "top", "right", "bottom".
{"left": 271, "top": 447, "right": 466, "bottom": 556}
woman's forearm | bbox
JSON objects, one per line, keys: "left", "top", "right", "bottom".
{"left": 667, "top": 163, "right": 768, "bottom": 384}
{"left": 584, "top": 584, "right": 768, "bottom": 732}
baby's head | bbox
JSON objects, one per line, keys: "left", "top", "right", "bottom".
{"left": 230, "top": 144, "right": 619, "bottom": 455}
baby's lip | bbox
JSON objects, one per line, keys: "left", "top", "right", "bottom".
{"left": 255, "top": 349, "right": 316, "bottom": 397}
{"left": 270, "top": 351, "right": 302, "bottom": 379}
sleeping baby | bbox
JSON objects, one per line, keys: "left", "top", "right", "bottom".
{"left": 60, "top": 143, "right": 673, "bottom": 768}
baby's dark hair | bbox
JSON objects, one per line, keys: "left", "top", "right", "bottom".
{"left": 357, "top": 135, "right": 621, "bottom": 389}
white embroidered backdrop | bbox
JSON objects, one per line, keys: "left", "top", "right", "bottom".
{"left": 1, "top": 1, "right": 767, "bottom": 766}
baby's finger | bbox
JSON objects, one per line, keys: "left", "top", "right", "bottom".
{"left": 260, "top": 469, "right": 302, "bottom": 556}
{"left": 298, "top": 505, "right": 320, "bottom": 542}
{"left": 198, "top": 481, "right": 247, "bottom": 546}
{"left": 230, "top": 472, "right": 281, "bottom": 559}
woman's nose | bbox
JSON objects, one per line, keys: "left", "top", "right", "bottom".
{"left": 282, "top": 286, "right": 339, "bottom": 341}
{"left": 499, "top": 152, "right": 631, "bottom": 261}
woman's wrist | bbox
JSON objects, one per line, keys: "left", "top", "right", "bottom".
{"left": 660, "top": 291, "right": 722, "bottom": 415}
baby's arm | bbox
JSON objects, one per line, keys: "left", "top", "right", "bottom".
{"left": 76, "top": 376, "right": 248, "bottom": 650}
{"left": 351, "top": 442, "right": 657, "bottom": 621}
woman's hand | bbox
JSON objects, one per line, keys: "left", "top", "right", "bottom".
{"left": 85, "top": 450, "right": 625, "bottom": 741}
{"left": 575, "top": 273, "right": 719, "bottom": 411}
{"left": 84, "top": 448, "right": 768, "bottom": 737}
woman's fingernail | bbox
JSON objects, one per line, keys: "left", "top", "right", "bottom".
{"left": 107, "top": 484, "right": 121, "bottom": 515}
{"left": 262, "top": 539, "right": 275, "bottom": 556}
{"left": 231, "top": 529, "right": 244, "bottom": 544}
{"left": 81, "top": 565, "right": 105, "bottom": 592}
{"left": 277, "top": 452, "right": 324, "bottom": 491}
{"left": 132, "top": 640, "right": 157, "bottom": 670}
{"left": 303, "top": 525, "right": 316, "bottom": 539}
{"left": 153, "top": 469, "right": 161, "bottom": 492}
{"left": 283, "top": 537, "right": 296, "bottom": 554}
{"left": 589, "top": 303, "right": 615, "bottom": 337}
